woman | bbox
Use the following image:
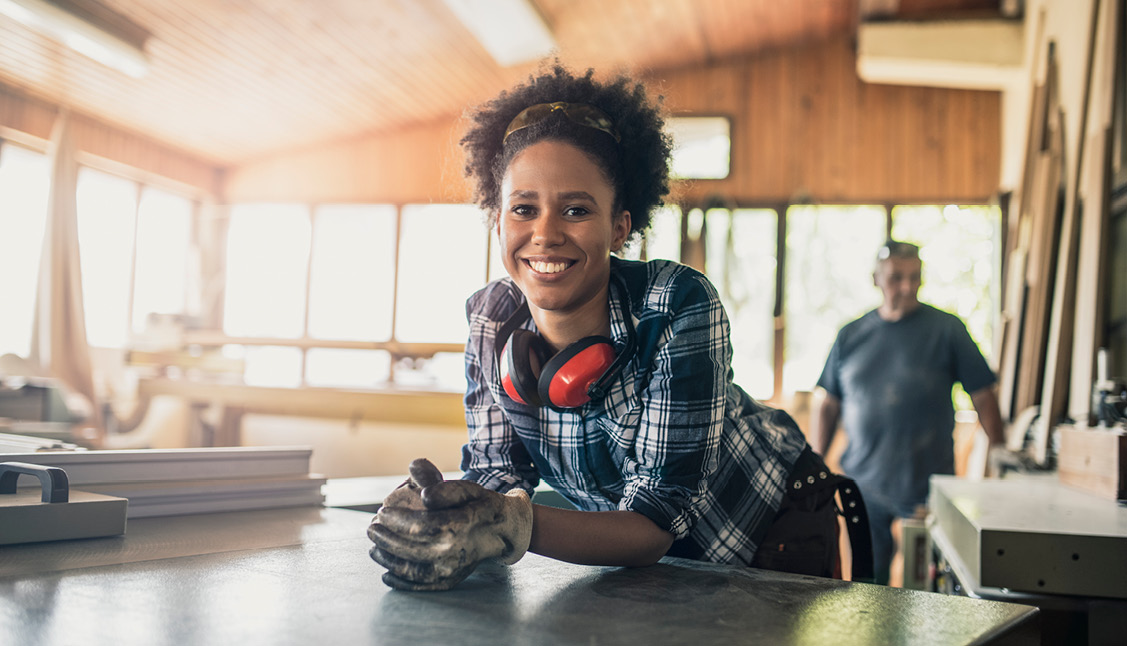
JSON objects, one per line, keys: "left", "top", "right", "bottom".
{"left": 368, "top": 64, "right": 869, "bottom": 591}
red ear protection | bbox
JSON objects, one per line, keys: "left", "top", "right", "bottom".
{"left": 500, "top": 329, "right": 550, "bottom": 406}
{"left": 500, "top": 329, "right": 617, "bottom": 409}
{"left": 496, "top": 281, "right": 635, "bottom": 410}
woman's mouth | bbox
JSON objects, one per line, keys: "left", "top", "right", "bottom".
{"left": 525, "top": 259, "right": 572, "bottom": 274}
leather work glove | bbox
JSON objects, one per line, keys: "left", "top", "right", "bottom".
{"left": 367, "top": 458, "right": 533, "bottom": 591}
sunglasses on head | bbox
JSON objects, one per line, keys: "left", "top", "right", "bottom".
{"left": 877, "top": 241, "right": 920, "bottom": 261}
{"left": 503, "top": 101, "right": 621, "bottom": 144}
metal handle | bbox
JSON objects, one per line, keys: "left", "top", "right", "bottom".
{"left": 0, "top": 462, "right": 70, "bottom": 503}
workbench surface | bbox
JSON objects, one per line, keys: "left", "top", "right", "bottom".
{"left": 1, "top": 506, "right": 1038, "bottom": 645}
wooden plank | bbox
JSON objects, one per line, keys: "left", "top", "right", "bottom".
{"left": 1013, "top": 149, "right": 1061, "bottom": 415}
{"left": 1058, "top": 424, "right": 1127, "bottom": 500}
{"left": 1032, "top": 147, "right": 1081, "bottom": 465}
{"left": 998, "top": 14, "right": 1049, "bottom": 422}
{"left": 1069, "top": 0, "right": 1121, "bottom": 423}
{"left": 1034, "top": 0, "right": 1114, "bottom": 463}
{"left": 997, "top": 244, "right": 1027, "bottom": 424}
{"left": 1016, "top": 42, "right": 1065, "bottom": 414}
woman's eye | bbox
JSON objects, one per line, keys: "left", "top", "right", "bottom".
{"left": 511, "top": 205, "right": 535, "bottom": 217}
{"left": 564, "top": 206, "right": 589, "bottom": 217}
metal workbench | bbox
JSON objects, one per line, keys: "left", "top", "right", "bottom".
{"left": 1, "top": 505, "right": 1038, "bottom": 645}
{"left": 928, "top": 475, "right": 1127, "bottom": 645}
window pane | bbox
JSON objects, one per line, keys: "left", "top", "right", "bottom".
{"left": 243, "top": 345, "right": 302, "bottom": 387}
{"left": 488, "top": 229, "right": 506, "bottom": 282}
{"left": 784, "top": 205, "right": 887, "bottom": 393}
{"left": 133, "top": 187, "right": 192, "bottom": 333}
{"left": 644, "top": 205, "right": 681, "bottom": 262}
{"left": 308, "top": 204, "right": 396, "bottom": 341}
{"left": 667, "top": 116, "right": 731, "bottom": 179}
{"left": 396, "top": 204, "right": 489, "bottom": 343}
{"left": 305, "top": 348, "right": 391, "bottom": 388}
{"left": 891, "top": 204, "right": 1001, "bottom": 359}
{"left": 393, "top": 351, "right": 467, "bottom": 392}
{"left": 705, "top": 208, "right": 777, "bottom": 399}
{"left": 77, "top": 168, "right": 137, "bottom": 349}
{"left": 0, "top": 145, "right": 49, "bottom": 358}
{"left": 224, "top": 204, "right": 310, "bottom": 338}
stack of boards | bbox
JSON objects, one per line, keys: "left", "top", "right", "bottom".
{"left": 2, "top": 446, "right": 325, "bottom": 518}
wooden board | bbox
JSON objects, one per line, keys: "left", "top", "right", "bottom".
{"left": 1069, "top": 0, "right": 1122, "bottom": 423}
{"left": 1058, "top": 424, "right": 1127, "bottom": 500}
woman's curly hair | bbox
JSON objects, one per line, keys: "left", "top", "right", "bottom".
{"left": 460, "top": 63, "right": 672, "bottom": 239}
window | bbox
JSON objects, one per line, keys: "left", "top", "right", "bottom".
{"left": 0, "top": 144, "right": 49, "bottom": 358}
{"left": 302, "top": 204, "right": 398, "bottom": 389}
{"left": 704, "top": 208, "right": 777, "bottom": 399}
{"left": 643, "top": 205, "right": 682, "bottom": 262}
{"left": 132, "top": 187, "right": 194, "bottom": 334}
{"left": 667, "top": 116, "right": 731, "bottom": 180}
{"left": 223, "top": 204, "right": 311, "bottom": 339}
{"left": 396, "top": 204, "right": 489, "bottom": 343}
{"left": 783, "top": 205, "right": 886, "bottom": 393}
{"left": 219, "top": 202, "right": 491, "bottom": 390}
{"left": 77, "top": 168, "right": 138, "bottom": 349}
{"left": 308, "top": 204, "right": 397, "bottom": 342}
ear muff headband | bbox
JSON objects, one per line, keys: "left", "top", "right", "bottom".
{"left": 501, "top": 329, "right": 551, "bottom": 406}
{"left": 495, "top": 274, "right": 636, "bottom": 409}
{"left": 538, "top": 336, "right": 617, "bottom": 409}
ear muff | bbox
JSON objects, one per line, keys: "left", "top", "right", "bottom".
{"left": 537, "top": 336, "right": 617, "bottom": 409}
{"left": 500, "top": 329, "right": 552, "bottom": 406}
{"left": 495, "top": 282, "right": 634, "bottom": 410}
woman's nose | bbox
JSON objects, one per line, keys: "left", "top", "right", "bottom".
{"left": 531, "top": 213, "right": 564, "bottom": 245}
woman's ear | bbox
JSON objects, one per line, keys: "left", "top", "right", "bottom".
{"left": 611, "top": 210, "right": 631, "bottom": 252}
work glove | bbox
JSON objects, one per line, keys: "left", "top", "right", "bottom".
{"left": 367, "top": 458, "right": 533, "bottom": 591}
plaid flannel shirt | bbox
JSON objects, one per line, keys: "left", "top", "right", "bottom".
{"left": 461, "top": 257, "right": 807, "bottom": 565}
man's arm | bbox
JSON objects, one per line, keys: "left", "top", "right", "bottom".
{"left": 969, "top": 385, "right": 1005, "bottom": 446}
{"left": 811, "top": 389, "right": 842, "bottom": 457}
{"left": 529, "top": 505, "right": 675, "bottom": 567}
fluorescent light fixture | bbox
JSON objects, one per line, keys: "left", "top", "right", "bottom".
{"left": 0, "top": 0, "right": 150, "bottom": 77}
{"left": 441, "top": 0, "right": 556, "bottom": 67}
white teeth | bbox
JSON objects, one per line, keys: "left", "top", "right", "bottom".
{"left": 528, "top": 260, "right": 568, "bottom": 274}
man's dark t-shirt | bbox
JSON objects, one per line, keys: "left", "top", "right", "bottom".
{"left": 816, "top": 304, "right": 995, "bottom": 511}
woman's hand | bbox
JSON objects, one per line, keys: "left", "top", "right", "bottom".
{"left": 367, "top": 458, "right": 533, "bottom": 591}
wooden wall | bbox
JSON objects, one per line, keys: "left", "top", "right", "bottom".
{"left": 661, "top": 36, "right": 1002, "bottom": 205}
{"left": 226, "top": 36, "right": 1002, "bottom": 206}
{"left": 0, "top": 82, "right": 221, "bottom": 195}
{"left": 224, "top": 116, "right": 469, "bottom": 204}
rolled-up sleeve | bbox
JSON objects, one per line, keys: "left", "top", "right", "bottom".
{"left": 460, "top": 287, "right": 539, "bottom": 494}
{"left": 620, "top": 271, "right": 728, "bottom": 539}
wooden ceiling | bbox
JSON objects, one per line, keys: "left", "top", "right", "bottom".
{"left": 0, "top": 0, "right": 1004, "bottom": 167}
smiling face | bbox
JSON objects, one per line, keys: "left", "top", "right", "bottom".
{"left": 497, "top": 140, "right": 630, "bottom": 338}
{"left": 874, "top": 256, "right": 922, "bottom": 321}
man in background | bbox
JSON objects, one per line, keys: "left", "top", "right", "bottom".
{"left": 810, "top": 240, "right": 1005, "bottom": 585}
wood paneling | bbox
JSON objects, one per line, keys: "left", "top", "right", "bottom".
{"left": 226, "top": 37, "right": 1001, "bottom": 205}
{"left": 0, "top": 81, "right": 220, "bottom": 194}
{"left": 660, "top": 37, "right": 1001, "bottom": 204}
{"left": 224, "top": 116, "right": 471, "bottom": 204}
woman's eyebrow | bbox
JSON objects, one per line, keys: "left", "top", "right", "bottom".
{"left": 558, "top": 191, "right": 597, "bottom": 204}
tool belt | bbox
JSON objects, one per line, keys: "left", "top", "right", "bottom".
{"left": 780, "top": 446, "right": 875, "bottom": 584}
